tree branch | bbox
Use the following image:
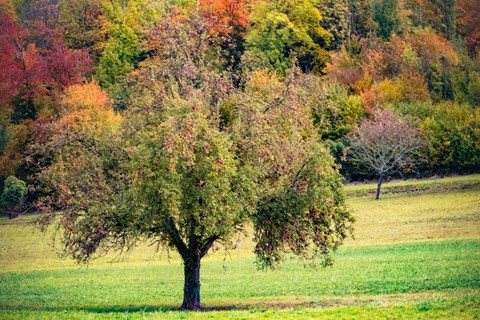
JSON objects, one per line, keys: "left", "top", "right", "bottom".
{"left": 200, "top": 235, "right": 219, "bottom": 258}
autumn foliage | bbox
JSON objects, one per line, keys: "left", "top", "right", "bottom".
{"left": 200, "top": 0, "right": 250, "bottom": 34}
{"left": 0, "top": 0, "right": 477, "bottom": 203}
{"left": 456, "top": 0, "right": 480, "bottom": 57}
{"left": 0, "top": 14, "right": 92, "bottom": 106}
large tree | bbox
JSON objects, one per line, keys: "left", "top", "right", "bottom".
{"left": 38, "top": 15, "right": 353, "bottom": 310}
{"left": 346, "top": 110, "right": 424, "bottom": 199}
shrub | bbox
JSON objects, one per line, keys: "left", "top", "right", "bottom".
{"left": 420, "top": 102, "right": 480, "bottom": 173}
{"left": 0, "top": 176, "right": 28, "bottom": 212}
{"left": 394, "top": 101, "right": 480, "bottom": 174}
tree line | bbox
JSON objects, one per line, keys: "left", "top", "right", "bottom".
{"left": 1, "top": 0, "right": 479, "bottom": 203}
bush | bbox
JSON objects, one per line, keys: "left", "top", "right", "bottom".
{"left": 420, "top": 102, "right": 480, "bottom": 173}
{"left": 0, "top": 176, "right": 28, "bottom": 211}
{"left": 394, "top": 101, "right": 480, "bottom": 174}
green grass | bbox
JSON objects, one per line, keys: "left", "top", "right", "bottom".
{"left": 0, "top": 174, "right": 479, "bottom": 319}
{"left": 347, "top": 182, "right": 480, "bottom": 246}
{"left": 1, "top": 240, "right": 479, "bottom": 308}
{"left": 0, "top": 294, "right": 478, "bottom": 319}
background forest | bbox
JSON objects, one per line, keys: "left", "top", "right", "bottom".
{"left": 0, "top": 0, "right": 479, "bottom": 213}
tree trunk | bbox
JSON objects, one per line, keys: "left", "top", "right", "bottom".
{"left": 376, "top": 176, "right": 384, "bottom": 200}
{"left": 8, "top": 211, "right": 19, "bottom": 219}
{"left": 180, "top": 256, "right": 201, "bottom": 310}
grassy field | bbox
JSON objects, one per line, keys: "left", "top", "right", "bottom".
{"left": 0, "top": 175, "right": 479, "bottom": 319}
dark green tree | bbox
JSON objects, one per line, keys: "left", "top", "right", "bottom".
{"left": 0, "top": 176, "right": 27, "bottom": 219}
{"left": 437, "top": 0, "right": 456, "bottom": 40}
{"left": 317, "top": 0, "right": 351, "bottom": 49}
{"left": 349, "top": 0, "right": 374, "bottom": 37}
{"left": 371, "top": 0, "right": 401, "bottom": 39}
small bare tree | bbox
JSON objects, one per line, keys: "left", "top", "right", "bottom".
{"left": 346, "top": 110, "right": 424, "bottom": 199}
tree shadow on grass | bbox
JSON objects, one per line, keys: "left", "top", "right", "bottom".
{"left": 0, "top": 300, "right": 347, "bottom": 314}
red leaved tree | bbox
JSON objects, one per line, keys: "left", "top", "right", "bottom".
{"left": 456, "top": 0, "right": 480, "bottom": 57}
{"left": 0, "top": 14, "right": 92, "bottom": 108}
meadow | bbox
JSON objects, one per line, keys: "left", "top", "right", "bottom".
{"left": 0, "top": 175, "right": 479, "bottom": 319}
